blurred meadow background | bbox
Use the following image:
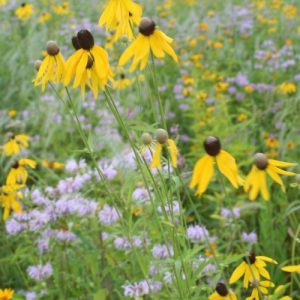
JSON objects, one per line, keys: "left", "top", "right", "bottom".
{"left": 0, "top": 0, "right": 299, "bottom": 299}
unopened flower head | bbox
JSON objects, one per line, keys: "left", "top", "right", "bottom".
{"left": 150, "top": 128, "right": 178, "bottom": 169}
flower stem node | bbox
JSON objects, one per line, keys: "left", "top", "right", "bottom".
{"left": 204, "top": 136, "right": 221, "bottom": 156}
{"left": 216, "top": 283, "right": 228, "bottom": 296}
{"left": 141, "top": 133, "right": 153, "bottom": 146}
{"left": 254, "top": 153, "right": 268, "bottom": 170}
{"left": 46, "top": 40, "right": 60, "bottom": 56}
{"left": 155, "top": 128, "right": 169, "bottom": 144}
{"left": 139, "top": 17, "right": 156, "bottom": 36}
{"left": 77, "top": 30, "right": 94, "bottom": 50}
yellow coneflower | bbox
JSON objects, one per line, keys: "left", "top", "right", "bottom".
{"left": 38, "top": 12, "right": 52, "bottom": 23}
{"left": 119, "top": 17, "right": 178, "bottom": 72}
{"left": 15, "top": 3, "right": 34, "bottom": 21}
{"left": 209, "top": 282, "right": 237, "bottom": 300}
{"left": 244, "top": 153, "right": 296, "bottom": 201}
{"left": 281, "top": 265, "right": 300, "bottom": 273}
{"left": 245, "top": 280, "right": 275, "bottom": 300}
{"left": 229, "top": 252, "right": 277, "bottom": 288}
{"left": 190, "top": 136, "right": 243, "bottom": 196}
{"left": 3, "top": 134, "right": 29, "bottom": 156}
{"left": 6, "top": 159, "right": 36, "bottom": 185}
{"left": 8, "top": 110, "right": 17, "bottom": 118}
{"left": 0, "top": 288, "right": 14, "bottom": 300}
{"left": 52, "top": 2, "right": 70, "bottom": 15}
{"left": 113, "top": 73, "right": 133, "bottom": 90}
{"left": 99, "top": 0, "right": 142, "bottom": 40}
{"left": 150, "top": 129, "right": 178, "bottom": 169}
{"left": 33, "top": 41, "right": 65, "bottom": 91}
{"left": 64, "top": 30, "right": 113, "bottom": 98}
{"left": 42, "top": 160, "right": 64, "bottom": 169}
{"left": 0, "top": 185, "right": 23, "bottom": 220}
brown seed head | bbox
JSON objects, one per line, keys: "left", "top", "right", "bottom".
{"left": 12, "top": 161, "right": 19, "bottom": 169}
{"left": 155, "top": 128, "right": 168, "bottom": 144}
{"left": 216, "top": 282, "right": 228, "bottom": 296}
{"left": 77, "top": 30, "right": 94, "bottom": 50}
{"left": 139, "top": 17, "right": 156, "bottom": 36}
{"left": 46, "top": 40, "right": 59, "bottom": 56}
{"left": 243, "top": 251, "right": 256, "bottom": 264}
{"left": 254, "top": 153, "right": 268, "bottom": 170}
{"left": 204, "top": 136, "right": 221, "bottom": 156}
{"left": 72, "top": 36, "right": 81, "bottom": 50}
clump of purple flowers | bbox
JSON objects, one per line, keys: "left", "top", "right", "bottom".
{"left": 27, "top": 262, "right": 53, "bottom": 281}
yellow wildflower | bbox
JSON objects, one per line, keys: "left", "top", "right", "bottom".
{"left": 246, "top": 280, "right": 275, "bottom": 300}
{"left": 229, "top": 252, "right": 277, "bottom": 288}
{"left": 150, "top": 129, "right": 178, "bottom": 169}
{"left": 42, "top": 160, "right": 64, "bottom": 169}
{"left": 0, "top": 185, "right": 23, "bottom": 220}
{"left": 99, "top": 0, "right": 142, "bottom": 41}
{"left": 33, "top": 41, "right": 65, "bottom": 91}
{"left": 64, "top": 30, "right": 113, "bottom": 98}
{"left": 52, "top": 2, "right": 70, "bottom": 15}
{"left": 244, "top": 153, "right": 296, "bottom": 201}
{"left": 0, "top": 288, "right": 14, "bottom": 300}
{"left": 119, "top": 17, "right": 178, "bottom": 72}
{"left": 3, "top": 134, "right": 29, "bottom": 156}
{"left": 7, "top": 159, "right": 36, "bottom": 185}
{"left": 190, "top": 136, "right": 243, "bottom": 196}
{"left": 39, "top": 12, "right": 52, "bottom": 23}
{"left": 15, "top": 3, "right": 34, "bottom": 21}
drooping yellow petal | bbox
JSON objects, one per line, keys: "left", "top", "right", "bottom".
{"left": 281, "top": 265, "right": 300, "bottom": 273}
{"left": 190, "top": 156, "right": 207, "bottom": 189}
{"left": 268, "top": 159, "right": 296, "bottom": 168}
{"left": 195, "top": 156, "right": 214, "bottom": 196}
{"left": 150, "top": 143, "right": 163, "bottom": 169}
{"left": 257, "top": 170, "right": 270, "bottom": 201}
{"left": 267, "top": 165, "right": 284, "bottom": 190}
{"left": 167, "top": 139, "right": 178, "bottom": 168}
{"left": 271, "top": 166, "right": 296, "bottom": 177}
{"left": 216, "top": 150, "right": 240, "bottom": 188}
{"left": 257, "top": 256, "right": 278, "bottom": 264}
{"left": 229, "top": 262, "right": 246, "bottom": 284}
